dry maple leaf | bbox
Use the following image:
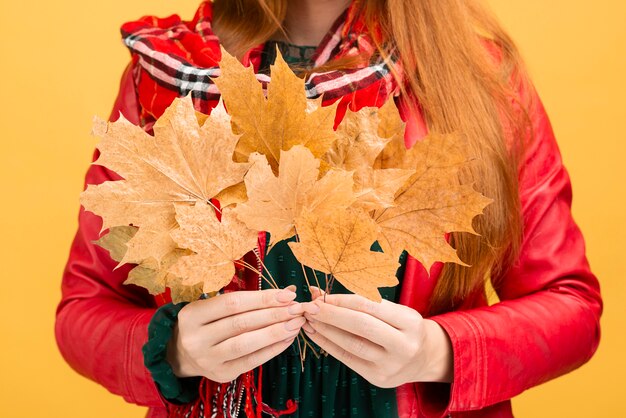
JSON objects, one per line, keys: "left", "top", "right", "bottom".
{"left": 234, "top": 145, "right": 355, "bottom": 248}
{"left": 323, "top": 105, "right": 414, "bottom": 211}
{"left": 214, "top": 182, "right": 248, "bottom": 208}
{"left": 80, "top": 96, "right": 250, "bottom": 265}
{"left": 126, "top": 253, "right": 205, "bottom": 304}
{"left": 169, "top": 205, "right": 259, "bottom": 294}
{"left": 373, "top": 133, "right": 492, "bottom": 270}
{"left": 214, "top": 48, "right": 338, "bottom": 173}
{"left": 288, "top": 208, "right": 400, "bottom": 302}
{"left": 94, "top": 226, "right": 202, "bottom": 304}
{"left": 373, "top": 99, "right": 409, "bottom": 169}
{"left": 94, "top": 225, "right": 137, "bottom": 263}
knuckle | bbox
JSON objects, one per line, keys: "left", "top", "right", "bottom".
{"left": 245, "top": 352, "right": 259, "bottom": 370}
{"left": 231, "top": 338, "right": 249, "bottom": 356}
{"left": 224, "top": 374, "right": 238, "bottom": 383}
{"left": 197, "top": 358, "right": 216, "bottom": 376}
{"left": 271, "top": 307, "right": 284, "bottom": 322}
{"left": 339, "top": 348, "right": 354, "bottom": 363}
{"left": 368, "top": 368, "right": 392, "bottom": 388}
{"left": 404, "top": 307, "right": 420, "bottom": 323}
{"left": 196, "top": 357, "right": 210, "bottom": 370}
{"left": 224, "top": 294, "right": 241, "bottom": 313}
{"left": 179, "top": 334, "right": 196, "bottom": 352}
{"left": 352, "top": 337, "right": 367, "bottom": 356}
{"left": 405, "top": 338, "right": 420, "bottom": 357}
{"left": 358, "top": 317, "right": 373, "bottom": 339}
{"left": 231, "top": 315, "right": 248, "bottom": 333}
{"left": 207, "top": 345, "right": 223, "bottom": 362}
{"left": 261, "top": 290, "right": 274, "bottom": 305}
{"left": 177, "top": 304, "right": 195, "bottom": 325}
{"left": 357, "top": 299, "right": 372, "bottom": 314}
{"left": 375, "top": 374, "right": 391, "bottom": 388}
{"left": 213, "top": 371, "right": 235, "bottom": 384}
{"left": 270, "top": 323, "right": 285, "bottom": 340}
{"left": 370, "top": 349, "right": 384, "bottom": 362}
{"left": 367, "top": 300, "right": 381, "bottom": 315}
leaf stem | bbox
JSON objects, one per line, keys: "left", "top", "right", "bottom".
{"left": 256, "top": 256, "right": 279, "bottom": 290}
{"left": 301, "top": 332, "right": 320, "bottom": 359}
{"left": 206, "top": 199, "right": 221, "bottom": 215}
{"left": 293, "top": 229, "right": 322, "bottom": 294}
{"left": 233, "top": 260, "right": 278, "bottom": 289}
{"left": 327, "top": 275, "right": 336, "bottom": 296}
{"left": 294, "top": 233, "right": 313, "bottom": 292}
{"left": 296, "top": 332, "right": 305, "bottom": 372}
{"left": 324, "top": 273, "right": 330, "bottom": 302}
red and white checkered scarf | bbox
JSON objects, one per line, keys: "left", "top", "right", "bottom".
{"left": 120, "top": 0, "right": 402, "bottom": 131}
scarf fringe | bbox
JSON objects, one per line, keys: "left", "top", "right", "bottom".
{"left": 166, "top": 367, "right": 298, "bottom": 418}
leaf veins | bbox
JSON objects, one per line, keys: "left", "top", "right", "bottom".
{"left": 289, "top": 208, "right": 400, "bottom": 302}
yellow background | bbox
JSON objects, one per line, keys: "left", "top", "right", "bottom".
{"left": 0, "top": 0, "right": 624, "bottom": 416}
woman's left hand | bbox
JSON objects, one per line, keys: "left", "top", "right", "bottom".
{"left": 301, "top": 287, "right": 453, "bottom": 388}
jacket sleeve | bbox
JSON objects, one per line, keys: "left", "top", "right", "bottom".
{"left": 54, "top": 63, "right": 169, "bottom": 407}
{"left": 415, "top": 85, "right": 603, "bottom": 416}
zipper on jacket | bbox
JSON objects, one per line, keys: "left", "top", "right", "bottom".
{"left": 233, "top": 244, "right": 264, "bottom": 418}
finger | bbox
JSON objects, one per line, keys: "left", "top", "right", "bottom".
{"left": 309, "top": 286, "right": 324, "bottom": 300}
{"left": 314, "top": 292, "right": 418, "bottom": 330}
{"left": 206, "top": 304, "right": 304, "bottom": 344}
{"left": 299, "top": 301, "right": 321, "bottom": 315}
{"left": 305, "top": 316, "right": 385, "bottom": 362}
{"left": 305, "top": 302, "right": 403, "bottom": 348}
{"left": 223, "top": 335, "right": 295, "bottom": 377}
{"left": 303, "top": 324, "right": 373, "bottom": 379}
{"left": 184, "top": 287, "right": 298, "bottom": 325}
{"left": 215, "top": 316, "right": 306, "bottom": 361}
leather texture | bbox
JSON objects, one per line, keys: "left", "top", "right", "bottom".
{"left": 55, "top": 56, "right": 602, "bottom": 418}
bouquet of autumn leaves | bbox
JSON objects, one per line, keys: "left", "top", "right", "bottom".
{"left": 81, "top": 50, "right": 491, "bottom": 305}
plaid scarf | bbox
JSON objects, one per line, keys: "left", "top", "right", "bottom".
{"left": 120, "top": 0, "right": 401, "bottom": 131}
{"left": 120, "top": 1, "right": 403, "bottom": 416}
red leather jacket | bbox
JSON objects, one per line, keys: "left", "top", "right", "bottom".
{"left": 55, "top": 52, "right": 602, "bottom": 418}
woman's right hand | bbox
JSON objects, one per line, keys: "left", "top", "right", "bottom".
{"left": 166, "top": 285, "right": 306, "bottom": 383}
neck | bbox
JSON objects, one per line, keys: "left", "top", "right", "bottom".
{"left": 278, "top": 0, "right": 351, "bottom": 46}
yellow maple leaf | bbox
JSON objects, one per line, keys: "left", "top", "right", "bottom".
{"left": 373, "top": 133, "right": 493, "bottom": 270}
{"left": 214, "top": 48, "right": 338, "bottom": 173}
{"left": 289, "top": 208, "right": 400, "bottom": 302}
{"left": 94, "top": 226, "right": 203, "bottom": 304}
{"left": 234, "top": 145, "right": 355, "bottom": 248}
{"left": 169, "top": 205, "right": 259, "bottom": 294}
{"left": 126, "top": 254, "right": 205, "bottom": 304}
{"left": 82, "top": 50, "right": 492, "bottom": 303}
{"left": 324, "top": 105, "right": 414, "bottom": 211}
{"left": 93, "top": 225, "right": 137, "bottom": 263}
{"left": 214, "top": 182, "right": 248, "bottom": 208}
{"left": 80, "top": 96, "right": 250, "bottom": 265}
{"left": 373, "top": 98, "right": 408, "bottom": 169}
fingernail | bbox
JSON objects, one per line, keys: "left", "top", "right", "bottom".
{"left": 288, "top": 303, "right": 304, "bottom": 315}
{"left": 285, "top": 285, "right": 297, "bottom": 292}
{"left": 285, "top": 316, "right": 306, "bottom": 332}
{"left": 276, "top": 289, "right": 297, "bottom": 303}
{"left": 302, "top": 322, "right": 315, "bottom": 334}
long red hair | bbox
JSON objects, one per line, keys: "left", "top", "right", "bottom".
{"left": 213, "top": 0, "right": 530, "bottom": 315}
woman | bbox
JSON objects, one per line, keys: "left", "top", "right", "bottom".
{"left": 55, "top": 0, "right": 603, "bottom": 417}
